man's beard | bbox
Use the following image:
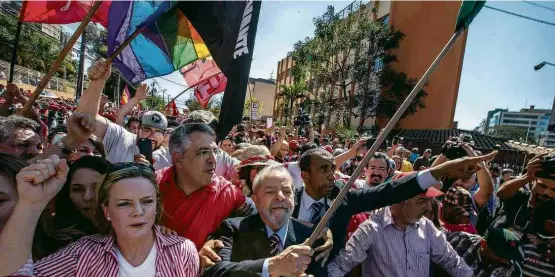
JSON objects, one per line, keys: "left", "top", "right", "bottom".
{"left": 259, "top": 202, "right": 293, "bottom": 228}
{"left": 368, "top": 174, "right": 383, "bottom": 186}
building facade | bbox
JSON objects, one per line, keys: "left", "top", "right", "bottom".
{"left": 273, "top": 0, "right": 468, "bottom": 130}
{"left": 488, "top": 106, "right": 551, "bottom": 143}
{"left": 246, "top": 78, "right": 276, "bottom": 120}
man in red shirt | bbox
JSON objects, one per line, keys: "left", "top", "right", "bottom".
{"left": 156, "top": 123, "right": 253, "bottom": 250}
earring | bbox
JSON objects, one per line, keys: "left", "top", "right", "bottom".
{"left": 107, "top": 217, "right": 111, "bottom": 221}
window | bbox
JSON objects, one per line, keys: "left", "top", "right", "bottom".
{"left": 380, "top": 15, "right": 389, "bottom": 25}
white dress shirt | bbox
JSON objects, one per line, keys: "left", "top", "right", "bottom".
{"left": 298, "top": 189, "right": 327, "bottom": 222}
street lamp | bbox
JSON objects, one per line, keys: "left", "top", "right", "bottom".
{"left": 534, "top": 61, "right": 555, "bottom": 71}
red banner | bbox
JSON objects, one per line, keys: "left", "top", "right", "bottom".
{"left": 20, "top": 1, "right": 111, "bottom": 27}
{"left": 164, "top": 100, "right": 179, "bottom": 116}
{"left": 181, "top": 59, "right": 227, "bottom": 108}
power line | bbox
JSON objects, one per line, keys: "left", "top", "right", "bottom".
{"left": 484, "top": 5, "right": 555, "bottom": 27}
{"left": 523, "top": 1, "right": 555, "bottom": 13}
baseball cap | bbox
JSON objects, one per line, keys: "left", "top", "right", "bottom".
{"left": 423, "top": 187, "right": 444, "bottom": 198}
{"left": 484, "top": 228, "right": 524, "bottom": 264}
{"left": 442, "top": 187, "right": 477, "bottom": 217}
{"left": 141, "top": 111, "right": 168, "bottom": 130}
{"left": 289, "top": 140, "right": 300, "bottom": 151}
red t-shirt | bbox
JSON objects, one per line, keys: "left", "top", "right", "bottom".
{"left": 156, "top": 166, "right": 246, "bottom": 250}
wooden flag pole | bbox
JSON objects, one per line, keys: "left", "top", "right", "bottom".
{"left": 106, "top": 27, "right": 144, "bottom": 64}
{"left": 18, "top": 1, "right": 103, "bottom": 116}
{"left": 304, "top": 27, "right": 466, "bottom": 246}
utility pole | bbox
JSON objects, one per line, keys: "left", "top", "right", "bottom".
{"left": 75, "top": 30, "right": 87, "bottom": 100}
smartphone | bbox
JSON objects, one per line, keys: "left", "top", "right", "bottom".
{"left": 137, "top": 138, "right": 153, "bottom": 164}
{"left": 266, "top": 118, "right": 273, "bottom": 129}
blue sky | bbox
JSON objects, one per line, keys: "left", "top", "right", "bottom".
{"left": 145, "top": 1, "right": 555, "bottom": 128}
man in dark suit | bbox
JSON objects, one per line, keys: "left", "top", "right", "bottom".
{"left": 204, "top": 164, "right": 327, "bottom": 277}
{"left": 294, "top": 148, "right": 497, "bottom": 256}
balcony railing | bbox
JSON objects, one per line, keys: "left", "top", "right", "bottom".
{"left": 0, "top": 59, "right": 76, "bottom": 94}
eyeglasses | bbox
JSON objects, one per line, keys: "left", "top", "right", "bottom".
{"left": 140, "top": 126, "right": 165, "bottom": 136}
{"left": 196, "top": 148, "right": 222, "bottom": 158}
{"left": 108, "top": 162, "right": 155, "bottom": 173}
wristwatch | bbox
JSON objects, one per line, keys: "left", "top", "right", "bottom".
{"left": 57, "top": 139, "right": 76, "bottom": 156}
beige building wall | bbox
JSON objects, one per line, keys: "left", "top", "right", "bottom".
{"left": 246, "top": 78, "right": 276, "bottom": 119}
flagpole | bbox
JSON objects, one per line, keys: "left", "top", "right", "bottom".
{"left": 304, "top": 27, "right": 466, "bottom": 246}
{"left": 18, "top": 1, "right": 103, "bottom": 116}
{"left": 106, "top": 27, "right": 144, "bottom": 64}
{"left": 8, "top": 8, "right": 25, "bottom": 83}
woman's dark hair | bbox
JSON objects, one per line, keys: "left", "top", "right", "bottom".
{"left": 33, "top": 156, "right": 111, "bottom": 259}
{"left": 0, "top": 153, "right": 27, "bottom": 189}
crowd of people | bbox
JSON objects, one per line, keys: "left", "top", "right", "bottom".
{"left": 0, "top": 59, "right": 553, "bottom": 277}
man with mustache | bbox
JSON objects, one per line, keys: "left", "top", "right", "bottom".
{"left": 493, "top": 153, "right": 555, "bottom": 237}
{"left": 0, "top": 115, "right": 42, "bottom": 160}
{"left": 293, "top": 148, "right": 497, "bottom": 256}
{"left": 204, "top": 165, "right": 327, "bottom": 277}
{"left": 364, "top": 152, "right": 394, "bottom": 187}
{"left": 328, "top": 187, "right": 474, "bottom": 277}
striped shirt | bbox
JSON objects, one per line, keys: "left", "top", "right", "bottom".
{"left": 12, "top": 225, "right": 199, "bottom": 277}
{"left": 328, "top": 207, "right": 473, "bottom": 277}
{"left": 522, "top": 243, "right": 555, "bottom": 277}
{"left": 446, "top": 231, "right": 522, "bottom": 277}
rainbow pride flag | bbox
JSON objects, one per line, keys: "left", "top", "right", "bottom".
{"left": 107, "top": 1, "right": 211, "bottom": 83}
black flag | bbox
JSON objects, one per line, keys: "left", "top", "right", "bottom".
{"left": 177, "top": 1, "right": 262, "bottom": 141}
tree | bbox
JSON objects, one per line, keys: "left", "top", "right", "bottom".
{"left": 290, "top": 4, "right": 427, "bottom": 131}
{"left": 0, "top": 12, "right": 78, "bottom": 83}
{"left": 243, "top": 96, "right": 264, "bottom": 120}
{"left": 89, "top": 29, "right": 120, "bottom": 100}
{"left": 491, "top": 125, "right": 538, "bottom": 145}
{"left": 183, "top": 97, "right": 222, "bottom": 117}
{"left": 277, "top": 83, "right": 310, "bottom": 125}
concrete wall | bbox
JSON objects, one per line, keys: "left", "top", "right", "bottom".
{"left": 385, "top": 0, "right": 467, "bottom": 129}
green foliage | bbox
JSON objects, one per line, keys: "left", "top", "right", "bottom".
{"left": 0, "top": 12, "right": 78, "bottom": 82}
{"left": 184, "top": 97, "right": 222, "bottom": 118}
{"left": 290, "top": 4, "right": 427, "bottom": 131}
{"left": 491, "top": 125, "right": 538, "bottom": 145}
{"left": 277, "top": 83, "right": 310, "bottom": 125}
{"left": 145, "top": 94, "right": 166, "bottom": 111}
{"left": 335, "top": 125, "right": 359, "bottom": 141}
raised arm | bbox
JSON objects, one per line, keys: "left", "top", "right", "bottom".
{"left": 77, "top": 59, "right": 112, "bottom": 141}
{"left": 334, "top": 138, "right": 366, "bottom": 169}
{"left": 270, "top": 126, "right": 286, "bottom": 157}
{"left": 462, "top": 144, "right": 494, "bottom": 209}
{"left": 0, "top": 155, "right": 68, "bottom": 276}
{"left": 497, "top": 153, "right": 545, "bottom": 200}
{"left": 116, "top": 84, "right": 149, "bottom": 126}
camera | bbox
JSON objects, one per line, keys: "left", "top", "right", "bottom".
{"left": 442, "top": 134, "right": 473, "bottom": 160}
{"left": 535, "top": 157, "right": 555, "bottom": 180}
{"left": 294, "top": 108, "right": 312, "bottom": 127}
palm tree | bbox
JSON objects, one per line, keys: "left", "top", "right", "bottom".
{"left": 278, "top": 83, "right": 310, "bottom": 125}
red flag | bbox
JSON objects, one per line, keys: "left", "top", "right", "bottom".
{"left": 194, "top": 74, "right": 227, "bottom": 108}
{"left": 164, "top": 101, "right": 179, "bottom": 116}
{"left": 120, "top": 85, "right": 130, "bottom": 106}
{"left": 20, "top": 1, "right": 111, "bottom": 27}
{"left": 180, "top": 59, "right": 227, "bottom": 108}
